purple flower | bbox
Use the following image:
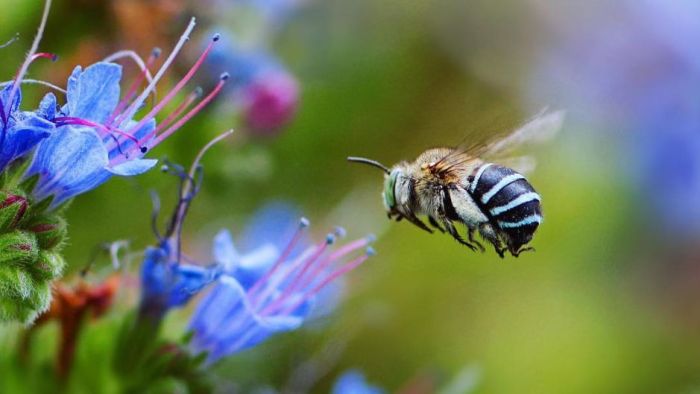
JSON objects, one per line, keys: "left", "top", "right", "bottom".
{"left": 24, "top": 20, "right": 228, "bottom": 208}
{"left": 332, "top": 370, "right": 385, "bottom": 394}
{"left": 0, "top": 86, "right": 54, "bottom": 173}
{"left": 188, "top": 204, "right": 374, "bottom": 363}
{"left": 242, "top": 70, "right": 299, "bottom": 134}
{"left": 529, "top": 1, "right": 700, "bottom": 235}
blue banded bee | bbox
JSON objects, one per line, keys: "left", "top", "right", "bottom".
{"left": 348, "top": 110, "right": 564, "bottom": 258}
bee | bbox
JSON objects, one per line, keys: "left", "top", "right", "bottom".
{"left": 348, "top": 110, "right": 564, "bottom": 258}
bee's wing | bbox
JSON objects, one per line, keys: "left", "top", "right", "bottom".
{"left": 430, "top": 109, "right": 564, "bottom": 176}
{"left": 497, "top": 155, "right": 537, "bottom": 175}
{"left": 480, "top": 109, "right": 565, "bottom": 159}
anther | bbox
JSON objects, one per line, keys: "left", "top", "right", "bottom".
{"left": 325, "top": 233, "right": 336, "bottom": 245}
{"left": 220, "top": 72, "right": 230, "bottom": 81}
{"left": 299, "top": 217, "right": 310, "bottom": 228}
{"left": 140, "top": 146, "right": 148, "bottom": 153}
{"left": 212, "top": 33, "right": 221, "bottom": 42}
{"left": 366, "top": 234, "right": 377, "bottom": 243}
{"left": 193, "top": 86, "right": 203, "bottom": 98}
{"left": 366, "top": 246, "right": 376, "bottom": 256}
{"left": 160, "top": 164, "right": 169, "bottom": 172}
{"left": 334, "top": 226, "right": 347, "bottom": 238}
{"left": 151, "top": 47, "right": 162, "bottom": 58}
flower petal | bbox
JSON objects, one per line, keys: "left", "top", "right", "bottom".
{"left": 239, "top": 202, "right": 303, "bottom": 251}
{"left": 140, "top": 244, "right": 218, "bottom": 310}
{"left": 36, "top": 93, "right": 57, "bottom": 121}
{"left": 107, "top": 158, "right": 158, "bottom": 176}
{"left": 27, "top": 126, "right": 110, "bottom": 206}
{"left": 332, "top": 370, "right": 385, "bottom": 394}
{"left": 66, "top": 63, "right": 122, "bottom": 123}
{"left": 213, "top": 229, "right": 240, "bottom": 271}
{"left": 0, "top": 84, "right": 21, "bottom": 117}
{"left": 0, "top": 113, "right": 53, "bottom": 171}
{"left": 189, "top": 275, "right": 308, "bottom": 363}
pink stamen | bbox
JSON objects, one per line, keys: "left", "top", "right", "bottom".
{"left": 258, "top": 235, "right": 334, "bottom": 314}
{"left": 125, "top": 35, "right": 219, "bottom": 141}
{"left": 146, "top": 74, "right": 228, "bottom": 147}
{"left": 54, "top": 116, "right": 140, "bottom": 145}
{"left": 154, "top": 87, "right": 202, "bottom": 134}
{"left": 5, "top": 0, "right": 51, "bottom": 121}
{"left": 296, "top": 236, "right": 372, "bottom": 292}
{"left": 30, "top": 52, "right": 58, "bottom": 62}
{"left": 247, "top": 218, "right": 309, "bottom": 298}
{"left": 107, "top": 48, "right": 161, "bottom": 127}
{"left": 275, "top": 248, "right": 374, "bottom": 316}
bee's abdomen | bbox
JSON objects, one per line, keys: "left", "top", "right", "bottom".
{"left": 469, "top": 163, "right": 542, "bottom": 247}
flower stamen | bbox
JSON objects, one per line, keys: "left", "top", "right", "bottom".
{"left": 124, "top": 35, "right": 220, "bottom": 143}
{"left": 5, "top": 0, "right": 52, "bottom": 121}
{"left": 117, "top": 17, "right": 196, "bottom": 127}
{"left": 156, "top": 86, "right": 203, "bottom": 133}
{"left": 147, "top": 73, "right": 229, "bottom": 148}
{"left": 278, "top": 247, "right": 374, "bottom": 316}
{"left": 247, "top": 217, "right": 310, "bottom": 298}
{"left": 107, "top": 48, "right": 161, "bottom": 127}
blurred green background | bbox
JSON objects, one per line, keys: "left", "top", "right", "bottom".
{"left": 2, "top": 0, "right": 700, "bottom": 393}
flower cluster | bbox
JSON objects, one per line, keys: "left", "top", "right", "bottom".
{"left": 0, "top": 3, "right": 226, "bottom": 323}
{"left": 131, "top": 143, "right": 373, "bottom": 366}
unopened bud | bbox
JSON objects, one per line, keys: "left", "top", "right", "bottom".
{"left": 0, "top": 231, "right": 38, "bottom": 267}
{"left": 0, "top": 193, "right": 27, "bottom": 232}
{"left": 31, "top": 251, "right": 66, "bottom": 281}
{"left": 26, "top": 214, "right": 67, "bottom": 250}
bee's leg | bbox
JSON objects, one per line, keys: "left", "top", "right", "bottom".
{"left": 478, "top": 223, "right": 505, "bottom": 258}
{"left": 428, "top": 216, "right": 446, "bottom": 233}
{"left": 403, "top": 213, "right": 433, "bottom": 234}
{"left": 511, "top": 246, "right": 535, "bottom": 257}
{"left": 467, "top": 228, "right": 485, "bottom": 252}
{"left": 442, "top": 219, "right": 478, "bottom": 252}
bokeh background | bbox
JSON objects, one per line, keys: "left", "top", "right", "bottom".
{"left": 2, "top": 0, "right": 700, "bottom": 393}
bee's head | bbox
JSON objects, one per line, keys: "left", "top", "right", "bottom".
{"left": 347, "top": 156, "right": 397, "bottom": 212}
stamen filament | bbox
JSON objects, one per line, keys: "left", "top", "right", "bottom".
{"left": 247, "top": 218, "right": 309, "bottom": 298}
{"left": 276, "top": 249, "right": 373, "bottom": 316}
{"left": 261, "top": 234, "right": 335, "bottom": 312}
{"left": 118, "top": 17, "right": 196, "bottom": 126}
{"left": 6, "top": 0, "right": 52, "bottom": 121}
{"left": 147, "top": 75, "right": 228, "bottom": 147}
{"left": 106, "top": 48, "right": 161, "bottom": 127}
{"left": 155, "top": 87, "right": 202, "bottom": 133}
{"left": 296, "top": 236, "right": 371, "bottom": 291}
{"left": 125, "top": 35, "right": 219, "bottom": 140}
{"left": 29, "top": 52, "right": 57, "bottom": 62}
{"left": 54, "top": 117, "right": 140, "bottom": 145}
{"left": 0, "top": 79, "right": 66, "bottom": 94}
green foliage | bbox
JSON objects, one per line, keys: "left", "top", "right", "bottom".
{"left": 113, "top": 313, "right": 212, "bottom": 393}
{"left": 0, "top": 169, "right": 68, "bottom": 324}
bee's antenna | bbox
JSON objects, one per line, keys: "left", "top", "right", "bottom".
{"left": 347, "top": 156, "right": 390, "bottom": 174}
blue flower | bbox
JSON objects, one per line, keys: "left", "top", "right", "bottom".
{"left": 188, "top": 204, "right": 374, "bottom": 363}
{"left": 0, "top": 85, "right": 54, "bottom": 173}
{"left": 25, "top": 63, "right": 157, "bottom": 207}
{"left": 24, "top": 22, "right": 227, "bottom": 208}
{"left": 332, "top": 370, "right": 385, "bottom": 394}
{"left": 138, "top": 239, "right": 220, "bottom": 319}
